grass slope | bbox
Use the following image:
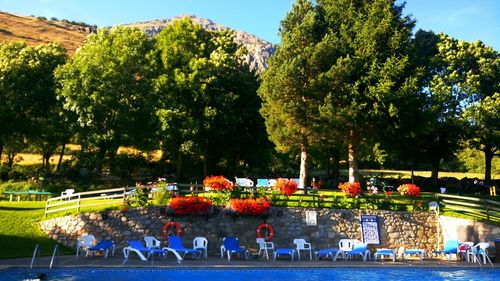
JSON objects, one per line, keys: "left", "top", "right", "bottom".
{"left": 0, "top": 11, "right": 87, "bottom": 55}
{"left": 0, "top": 201, "right": 73, "bottom": 259}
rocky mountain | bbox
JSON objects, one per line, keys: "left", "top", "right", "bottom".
{"left": 0, "top": 11, "right": 275, "bottom": 72}
{"left": 125, "top": 15, "right": 276, "bottom": 72}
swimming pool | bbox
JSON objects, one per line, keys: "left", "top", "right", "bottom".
{"left": 1, "top": 267, "right": 499, "bottom": 281}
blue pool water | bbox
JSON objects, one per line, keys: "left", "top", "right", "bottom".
{"left": 1, "top": 267, "right": 499, "bottom": 281}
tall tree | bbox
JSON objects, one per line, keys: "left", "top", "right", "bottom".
{"left": 317, "top": 0, "right": 418, "bottom": 182}
{"left": 258, "top": 0, "right": 326, "bottom": 188}
{"left": 155, "top": 18, "right": 266, "bottom": 179}
{"left": 463, "top": 93, "right": 500, "bottom": 182}
{"left": 0, "top": 42, "right": 67, "bottom": 168}
{"left": 422, "top": 34, "right": 500, "bottom": 185}
{"left": 55, "top": 27, "right": 157, "bottom": 173}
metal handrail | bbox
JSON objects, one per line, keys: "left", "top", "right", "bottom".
{"left": 30, "top": 244, "right": 40, "bottom": 269}
{"left": 49, "top": 244, "right": 59, "bottom": 268}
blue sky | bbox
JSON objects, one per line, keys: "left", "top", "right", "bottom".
{"left": 1, "top": 0, "right": 499, "bottom": 50}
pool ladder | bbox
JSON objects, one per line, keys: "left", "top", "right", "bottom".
{"left": 30, "top": 244, "right": 60, "bottom": 269}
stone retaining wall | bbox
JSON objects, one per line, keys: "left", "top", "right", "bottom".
{"left": 40, "top": 207, "right": 442, "bottom": 256}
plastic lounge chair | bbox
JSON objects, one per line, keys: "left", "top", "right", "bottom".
{"left": 273, "top": 248, "right": 295, "bottom": 261}
{"left": 293, "top": 239, "right": 313, "bottom": 260}
{"left": 345, "top": 243, "right": 370, "bottom": 261}
{"left": 193, "top": 237, "right": 208, "bottom": 259}
{"left": 468, "top": 242, "right": 493, "bottom": 265}
{"left": 338, "top": 239, "right": 356, "bottom": 259}
{"left": 220, "top": 236, "right": 249, "bottom": 261}
{"left": 436, "top": 240, "right": 460, "bottom": 261}
{"left": 314, "top": 248, "right": 342, "bottom": 262}
{"left": 144, "top": 236, "right": 161, "bottom": 249}
{"left": 168, "top": 235, "right": 201, "bottom": 259}
{"left": 374, "top": 248, "right": 396, "bottom": 262}
{"left": 123, "top": 240, "right": 166, "bottom": 262}
{"left": 256, "top": 179, "right": 269, "bottom": 188}
{"left": 402, "top": 249, "right": 426, "bottom": 260}
{"left": 256, "top": 238, "right": 275, "bottom": 260}
{"left": 86, "top": 240, "right": 115, "bottom": 259}
{"left": 76, "top": 234, "right": 95, "bottom": 258}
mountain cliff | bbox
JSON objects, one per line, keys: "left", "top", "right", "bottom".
{"left": 0, "top": 11, "right": 275, "bottom": 72}
{"left": 125, "top": 15, "right": 276, "bottom": 72}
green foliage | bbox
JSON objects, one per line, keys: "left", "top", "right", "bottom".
{"left": 127, "top": 188, "right": 149, "bottom": 208}
{"left": 457, "top": 148, "right": 500, "bottom": 175}
{"left": 155, "top": 18, "right": 268, "bottom": 178}
{"left": 151, "top": 188, "right": 173, "bottom": 206}
{"left": 0, "top": 42, "right": 67, "bottom": 168}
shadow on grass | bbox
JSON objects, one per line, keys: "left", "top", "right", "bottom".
{"left": 0, "top": 206, "right": 44, "bottom": 211}
{"left": 0, "top": 234, "right": 74, "bottom": 259}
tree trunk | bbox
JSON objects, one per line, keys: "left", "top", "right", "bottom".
{"left": 484, "top": 148, "right": 494, "bottom": 183}
{"left": 176, "top": 150, "right": 183, "bottom": 180}
{"left": 94, "top": 146, "right": 107, "bottom": 173}
{"left": 7, "top": 151, "right": 15, "bottom": 168}
{"left": 299, "top": 143, "right": 308, "bottom": 188}
{"left": 0, "top": 142, "right": 3, "bottom": 164}
{"left": 56, "top": 143, "right": 66, "bottom": 172}
{"left": 331, "top": 147, "right": 340, "bottom": 180}
{"left": 348, "top": 130, "right": 360, "bottom": 183}
{"left": 430, "top": 156, "right": 440, "bottom": 189}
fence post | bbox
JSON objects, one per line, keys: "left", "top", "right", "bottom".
{"left": 77, "top": 194, "right": 81, "bottom": 213}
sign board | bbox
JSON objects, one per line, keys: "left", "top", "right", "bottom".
{"left": 360, "top": 215, "right": 380, "bottom": 244}
{"left": 305, "top": 211, "right": 317, "bottom": 226}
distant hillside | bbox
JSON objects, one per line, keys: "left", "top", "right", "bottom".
{"left": 0, "top": 11, "right": 89, "bottom": 55}
{"left": 0, "top": 11, "right": 274, "bottom": 72}
{"left": 125, "top": 15, "right": 276, "bottom": 72}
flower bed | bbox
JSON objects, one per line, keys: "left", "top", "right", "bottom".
{"left": 274, "top": 178, "right": 298, "bottom": 196}
{"left": 228, "top": 197, "right": 270, "bottom": 215}
{"left": 397, "top": 184, "right": 421, "bottom": 197}
{"left": 203, "top": 175, "right": 233, "bottom": 191}
{"left": 169, "top": 196, "right": 213, "bottom": 215}
{"left": 338, "top": 182, "right": 362, "bottom": 197}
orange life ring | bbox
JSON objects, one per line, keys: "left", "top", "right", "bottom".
{"left": 163, "top": 221, "right": 182, "bottom": 239}
{"left": 256, "top": 223, "right": 274, "bottom": 241}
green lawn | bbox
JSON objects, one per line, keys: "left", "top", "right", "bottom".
{"left": 0, "top": 201, "right": 73, "bottom": 259}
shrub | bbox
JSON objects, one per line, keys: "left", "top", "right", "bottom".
{"left": 274, "top": 178, "right": 298, "bottom": 196}
{"left": 397, "top": 184, "right": 421, "bottom": 197}
{"left": 203, "top": 175, "right": 233, "bottom": 191}
{"left": 338, "top": 182, "right": 362, "bottom": 197}
{"left": 169, "top": 196, "right": 212, "bottom": 215}
{"left": 228, "top": 197, "right": 270, "bottom": 215}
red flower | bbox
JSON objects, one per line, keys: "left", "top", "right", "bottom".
{"left": 228, "top": 197, "right": 270, "bottom": 215}
{"left": 274, "top": 178, "right": 298, "bottom": 196}
{"left": 203, "top": 175, "right": 233, "bottom": 191}
{"left": 169, "top": 196, "right": 213, "bottom": 215}
{"left": 338, "top": 182, "right": 362, "bottom": 197}
{"left": 397, "top": 184, "right": 421, "bottom": 197}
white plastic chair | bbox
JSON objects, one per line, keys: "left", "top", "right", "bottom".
{"left": 268, "top": 179, "right": 277, "bottom": 187}
{"left": 468, "top": 242, "right": 493, "bottom": 265}
{"left": 144, "top": 236, "right": 161, "bottom": 249}
{"left": 61, "top": 189, "right": 75, "bottom": 200}
{"left": 256, "top": 238, "right": 274, "bottom": 260}
{"left": 76, "top": 234, "right": 95, "bottom": 258}
{"left": 293, "top": 238, "right": 312, "bottom": 260}
{"left": 193, "top": 237, "right": 208, "bottom": 259}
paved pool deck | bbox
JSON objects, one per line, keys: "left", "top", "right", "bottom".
{"left": 1, "top": 254, "right": 499, "bottom": 270}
